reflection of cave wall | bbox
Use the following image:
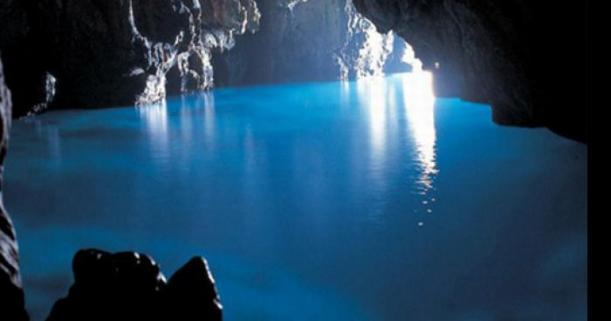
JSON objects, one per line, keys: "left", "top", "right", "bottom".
{"left": 353, "top": 0, "right": 588, "bottom": 142}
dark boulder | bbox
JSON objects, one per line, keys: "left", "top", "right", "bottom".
{"left": 46, "top": 249, "right": 222, "bottom": 321}
{"left": 163, "top": 257, "right": 223, "bottom": 321}
{"left": 353, "top": 0, "right": 589, "bottom": 142}
{"left": 0, "top": 53, "right": 29, "bottom": 321}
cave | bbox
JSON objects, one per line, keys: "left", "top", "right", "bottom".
{"left": 1, "top": 1, "right": 588, "bottom": 320}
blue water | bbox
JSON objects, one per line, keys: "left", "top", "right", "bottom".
{"left": 5, "top": 73, "right": 586, "bottom": 321}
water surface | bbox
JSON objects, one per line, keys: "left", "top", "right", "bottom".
{"left": 5, "top": 73, "right": 587, "bottom": 321}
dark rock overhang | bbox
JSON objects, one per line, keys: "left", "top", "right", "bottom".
{"left": 353, "top": 0, "right": 589, "bottom": 142}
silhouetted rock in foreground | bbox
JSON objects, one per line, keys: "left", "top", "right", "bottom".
{"left": 47, "top": 249, "right": 222, "bottom": 321}
{"left": 0, "top": 54, "right": 29, "bottom": 321}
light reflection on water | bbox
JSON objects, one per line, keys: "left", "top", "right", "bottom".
{"left": 5, "top": 73, "right": 587, "bottom": 321}
{"left": 360, "top": 78, "right": 387, "bottom": 167}
{"left": 139, "top": 101, "right": 170, "bottom": 165}
{"left": 353, "top": 72, "right": 438, "bottom": 219}
{"left": 402, "top": 71, "right": 437, "bottom": 194}
{"left": 356, "top": 77, "right": 389, "bottom": 214}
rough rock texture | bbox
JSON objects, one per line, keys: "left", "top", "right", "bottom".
{"left": 1, "top": 0, "right": 412, "bottom": 116}
{"left": 0, "top": 54, "right": 29, "bottom": 321}
{"left": 0, "top": 0, "right": 410, "bottom": 110}
{"left": 214, "top": 0, "right": 348, "bottom": 85}
{"left": 0, "top": 0, "right": 260, "bottom": 116}
{"left": 214, "top": 0, "right": 409, "bottom": 86}
{"left": 353, "top": 0, "right": 588, "bottom": 142}
{"left": 47, "top": 249, "right": 222, "bottom": 321}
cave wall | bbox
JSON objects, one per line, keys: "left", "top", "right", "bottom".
{"left": 0, "top": 0, "right": 261, "bottom": 117}
{"left": 353, "top": 0, "right": 588, "bottom": 142}
{"left": 1, "top": 1, "right": 589, "bottom": 141}
{"left": 1, "top": 0, "right": 413, "bottom": 117}
{"left": 0, "top": 53, "right": 28, "bottom": 321}
{"left": 214, "top": 0, "right": 410, "bottom": 87}
{"left": 214, "top": 0, "right": 348, "bottom": 86}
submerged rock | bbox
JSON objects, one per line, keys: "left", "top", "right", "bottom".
{"left": 352, "top": 0, "right": 588, "bottom": 142}
{"left": 47, "top": 249, "right": 222, "bottom": 321}
{"left": 0, "top": 54, "right": 29, "bottom": 321}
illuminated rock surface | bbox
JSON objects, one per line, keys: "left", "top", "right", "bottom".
{"left": 0, "top": 0, "right": 260, "bottom": 116}
{"left": 215, "top": 0, "right": 410, "bottom": 86}
{"left": 1, "top": 0, "right": 412, "bottom": 116}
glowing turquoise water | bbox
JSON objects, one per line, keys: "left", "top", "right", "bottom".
{"left": 5, "top": 74, "right": 586, "bottom": 321}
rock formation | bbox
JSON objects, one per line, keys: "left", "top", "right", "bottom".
{"left": 0, "top": 1, "right": 588, "bottom": 140}
{"left": 0, "top": 54, "right": 29, "bottom": 321}
{"left": 0, "top": 0, "right": 260, "bottom": 116}
{"left": 1, "top": 0, "right": 414, "bottom": 116}
{"left": 214, "top": 0, "right": 410, "bottom": 86}
{"left": 352, "top": 0, "right": 588, "bottom": 142}
{"left": 47, "top": 249, "right": 222, "bottom": 321}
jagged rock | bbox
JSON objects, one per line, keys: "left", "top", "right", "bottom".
{"left": 214, "top": 0, "right": 409, "bottom": 86}
{"left": 0, "top": 0, "right": 260, "bottom": 116}
{"left": 352, "top": 0, "right": 588, "bottom": 142}
{"left": 0, "top": 54, "right": 29, "bottom": 321}
{"left": 1, "top": 0, "right": 411, "bottom": 114}
{"left": 46, "top": 249, "right": 222, "bottom": 321}
{"left": 2, "top": 0, "right": 587, "bottom": 140}
{"left": 215, "top": 0, "right": 346, "bottom": 85}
